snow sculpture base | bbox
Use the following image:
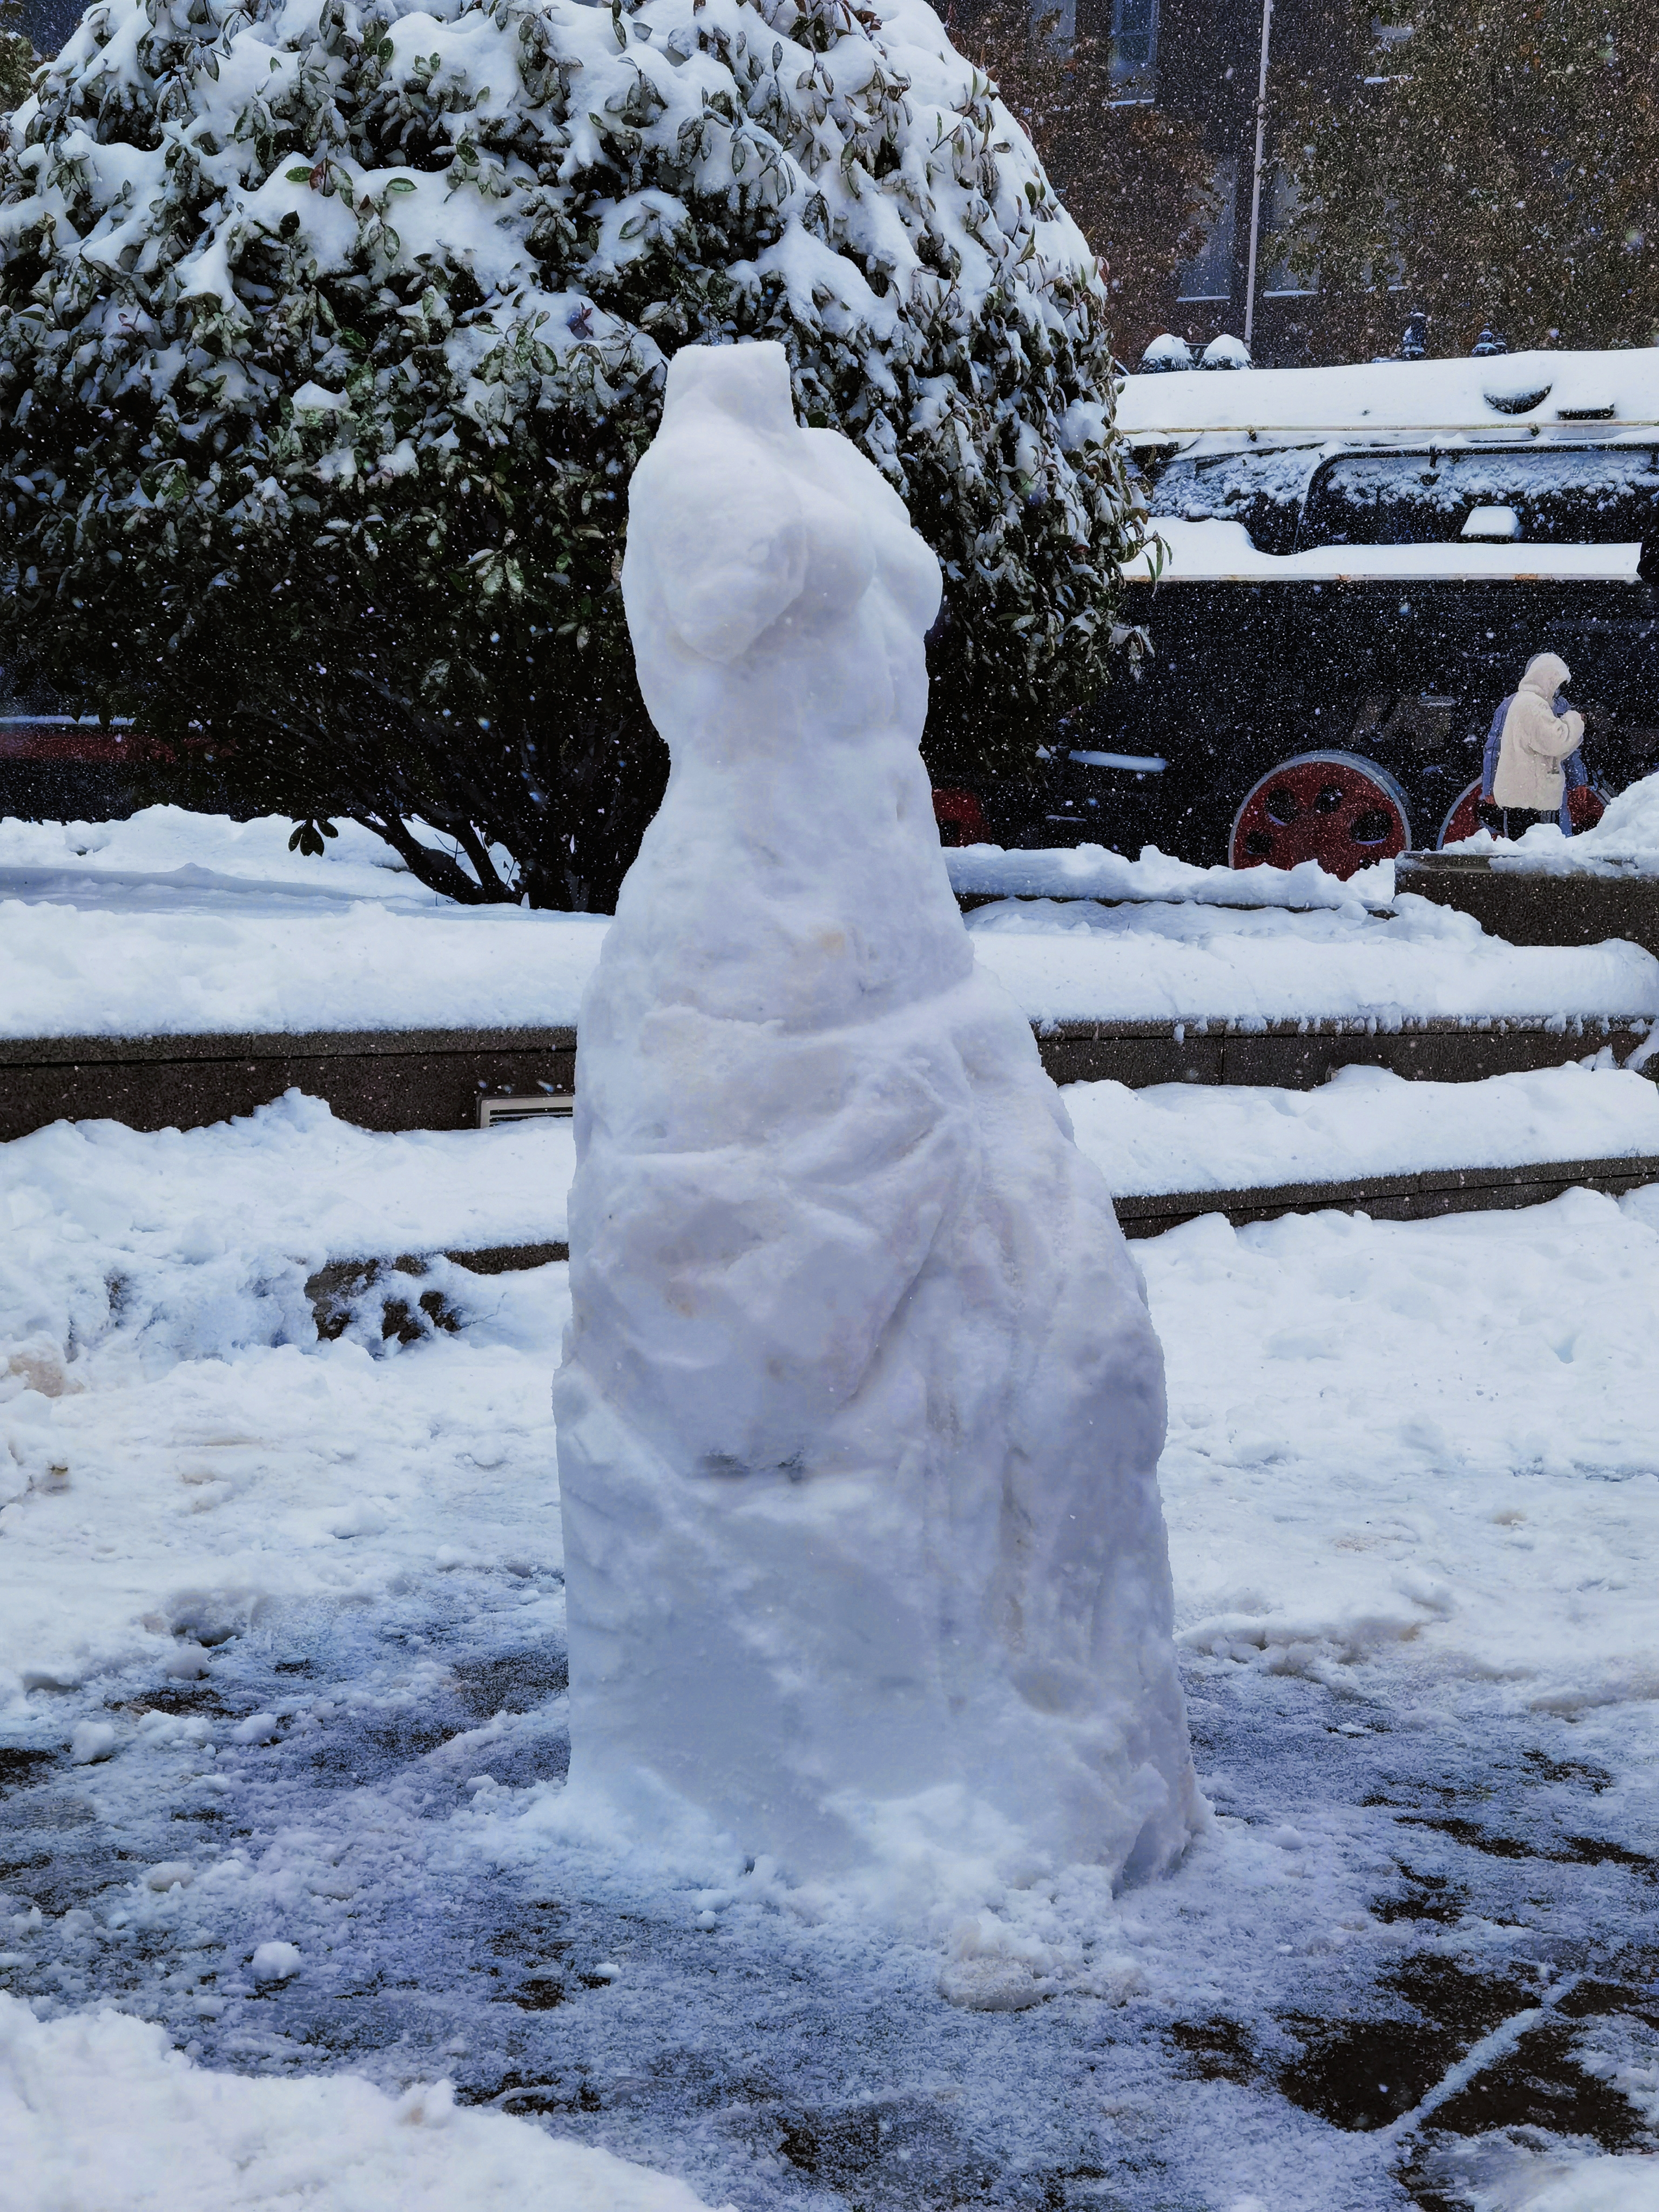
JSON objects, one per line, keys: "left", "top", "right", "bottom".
{"left": 554, "top": 341, "right": 1200, "bottom": 1889}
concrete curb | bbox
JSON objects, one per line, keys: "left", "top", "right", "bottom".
{"left": 1, "top": 1015, "right": 1651, "bottom": 1141}
{"left": 1399, "top": 856, "right": 1659, "bottom": 957}
{"left": 305, "top": 1151, "right": 1659, "bottom": 1333}
{"left": 1111, "top": 1152, "right": 1659, "bottom": 1237}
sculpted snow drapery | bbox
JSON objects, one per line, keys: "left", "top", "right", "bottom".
{"left": 554, "top": 340, "right": 1200, "bottom": 1890}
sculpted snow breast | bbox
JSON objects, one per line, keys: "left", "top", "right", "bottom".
{"left": 555, "top": 341, "right": 1201, "bottom": 1891}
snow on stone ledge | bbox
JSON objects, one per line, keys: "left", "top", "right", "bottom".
{"left": 2, "top": 811, "right": 1657, "bottom": 1040}
{"left": 963, "top": 894, "right": 1659, "bottom": 1028}
{"left": 0, "top": 894, "right": 606, "bottom": 1037}
{"left": 945, "top": 841, "right": 1394, "bottom": 912}
{"left": 1068, "top": 1061, "right": 1659, "bottom": 1197}
{"left": 0, "top": 1092, "right": 573, "bottom": 1272}
{"left": 0, "top": 807, "right": 454, "bottom": 903}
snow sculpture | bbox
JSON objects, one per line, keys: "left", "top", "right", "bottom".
{"left": 554, "top": 341, "right": 1201, "bottom": 1890}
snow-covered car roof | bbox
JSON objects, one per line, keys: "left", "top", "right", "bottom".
{"left": 1117, "top": 348, "right": 1659, "bottom": 454}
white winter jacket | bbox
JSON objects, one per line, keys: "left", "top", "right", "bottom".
{"left": 1493, "top": 652, "right": 1584, "bottom": 812}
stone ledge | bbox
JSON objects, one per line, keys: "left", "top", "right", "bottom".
{"left": 1112, "top": 1153, "right": 1659, "bottom": 1237}
{"left": 1399, "top": 857, "right": 1659, "bottom": 958}
{"left": 299, "top": 1153, "right": 1659, "bottom": 1322}
{"left": 0, "top": 1024, "right": 578, "bottom": 1067}
{"left": 0, "top": 1016, "right": 1652, "bottom": 1142}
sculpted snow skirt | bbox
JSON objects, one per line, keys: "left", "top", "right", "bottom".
{"left": 554, "top": 341, "right": 1201, "bottom": 1885}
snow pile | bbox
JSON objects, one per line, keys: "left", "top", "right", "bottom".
{"left": 1433, "top": 2139, "right": 1659, "bottom": 2212}
{"left": 0, "top": 1206, "right": 567, "bottom": 1709}
{"left": 1564, "top": 771, "right": 1659, "bottom": 873}
{"left": 1067, "top": 1060, "right": 1659, "bottom": 1197}
{"left": 946, "top": 841, "right": 1394, "bottom": 913}
{"left": 1138, "top": 333, "right": 1194, "bottom": 373}
{"left": 1450, "top": 770, "right": 1659, "bottom": 876}
{"left": 965, "top": 892, "right": 1659, "bottom": 1026}
{"left": 0, "top": 1995, "right": 719, "bottom": 2211}
{"left": 555, "top": 343, "right": 1199, "bottom": 1907}
{"left": 0, "top": 1091, "right": 569, "bottom": 1397}
{"left": 0, "top": 809, "right": 441, "bottom": 905}
{"left": 1153, "top": 1189, "right": 1659, "bottom": 1700}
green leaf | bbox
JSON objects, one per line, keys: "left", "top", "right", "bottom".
{"left": 284, "top": 165, "right": 311, "bottom": 181}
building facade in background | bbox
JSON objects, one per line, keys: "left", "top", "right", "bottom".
{"left": 1080, "top": 0, "right": 1354, "bottom": 367}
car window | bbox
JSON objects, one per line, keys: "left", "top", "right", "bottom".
{"left": 1300, "top": 448, "right": 1659, "bottom": 548}
{"left": 1143, "top": 450, "right": 1316, "bottom": 554}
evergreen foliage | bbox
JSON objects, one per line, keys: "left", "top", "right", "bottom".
{"left": 0, "top": 0, "right": 1144, "bottom": 905}
{"left": 1280, "top": 0, "right": 1659, "bottom": 360}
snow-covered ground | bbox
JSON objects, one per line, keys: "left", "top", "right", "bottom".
{"left": 4, "top": 1060, "right": 1650, "bottom": 1389}
{"left": 1, "top": 1997, "right": 719, "bottom": 2211}
{"left": 3, "top": 812, "right": 1657, "bottom": 1036}
{"left": 3, "top": 1115, "right": 1657, "bottom": 2207}
{"left": 3, "top": 812, "right": 1657, "bottom": 2208}
{"left": 0, "top": 811, "right": 604, "bottom": 1038}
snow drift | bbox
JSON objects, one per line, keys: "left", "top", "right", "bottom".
{"left": 554, "top": 341, "right": 1200, "bottom": 1896}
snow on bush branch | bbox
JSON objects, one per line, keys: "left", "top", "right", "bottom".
{"left": 0, "top": 0, "right": 1144, "bottom": 906}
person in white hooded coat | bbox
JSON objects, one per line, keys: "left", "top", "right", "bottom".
{"left": 1493, "top": 652, "right": 1585, "bottom": 831}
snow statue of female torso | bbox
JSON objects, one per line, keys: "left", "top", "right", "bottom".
{"left": 554, "top": 341, "right": 1200, "bottom": 1896}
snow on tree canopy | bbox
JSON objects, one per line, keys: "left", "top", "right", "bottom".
{"left": 0, "top": 0, "right": 1143, "bottom": 883}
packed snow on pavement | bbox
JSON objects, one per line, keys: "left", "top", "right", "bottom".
{"left": 2, "top": 1120, "right": 1657, "bottom": 2208}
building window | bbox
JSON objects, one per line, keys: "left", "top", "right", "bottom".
{"left": 1177, "top": 159, "right": 1238, "bottom": 302}
{"left": 1263, "top": 170, "right": 1318, "bottom": 298}
{"left": 1110, "top": 0, "right": 1158, "bottom": 78}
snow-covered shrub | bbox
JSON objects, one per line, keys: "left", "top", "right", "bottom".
{"left": 0, "top": 0, "right": 1145, "bottom": 906}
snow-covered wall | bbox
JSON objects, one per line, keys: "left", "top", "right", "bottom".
{"left": 552, "top": 343, "right": 1201, "bottom": 1907}
{"left": 4, "top": 813, "right": 1658, "bottom": 1037}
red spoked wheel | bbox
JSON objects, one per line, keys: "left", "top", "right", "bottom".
{"left": 1438, "top": 778, "right": 1485, "bottom": 848}
{"left": 1438, "top": 778, "right": 1610, "bottom": 846}
{"left": 1229, "top": 751, "right": 1412, "bottom": 879}
{"left": 933, "top": 787, "right": 987, "bottom": 847}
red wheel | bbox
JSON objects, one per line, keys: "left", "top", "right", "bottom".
{"left": 1229, "top": 751, "right": 1412, "bottom": 879}
{"left": 933, "top": 787, "right": 987, "bottom": 847}
{"left": 1438, "top": 778, "right": 1485, "bottom": 848}
{"left": 1438, "top": 779, "right": 1610, "bottom": 845}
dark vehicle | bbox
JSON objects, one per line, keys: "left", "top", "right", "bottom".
{"left": 935, "top": 348, "right": 1659, "bottom": 875}
{"left": 0, "top": 667, "right": 220, "bottom": 823}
